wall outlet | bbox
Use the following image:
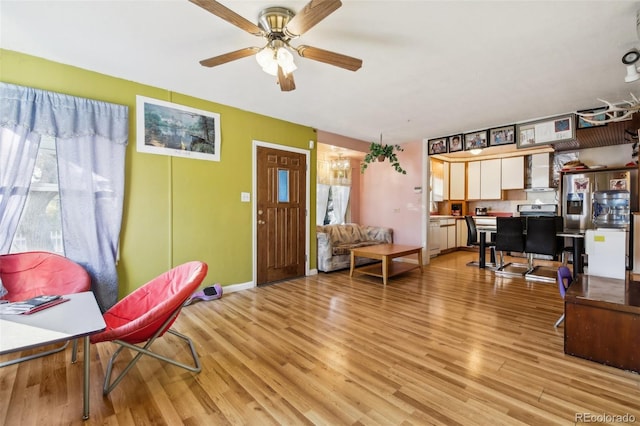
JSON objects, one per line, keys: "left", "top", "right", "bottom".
{"left": 241, "top": 192, "right": 250, "bottom": 202}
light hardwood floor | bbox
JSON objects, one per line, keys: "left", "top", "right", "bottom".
{"left": 2, "top": 251, "right": 639, "bottom": 425}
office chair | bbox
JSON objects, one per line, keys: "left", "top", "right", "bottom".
{"left": 555, "top": 266, "right": 573, "bottom": 327}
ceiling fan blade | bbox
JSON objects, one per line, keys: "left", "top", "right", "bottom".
{"left": 200, "top": 47, "right": 260, "bottom": 67}
{"left": 284, "top": 0, "right": 342, "bottom": 37}
{"left": 277, "top": 66, "right": 296, "bottom": 92}
{"left": 189, "top": 0, "right": 265, "bottom": 36}
{"left": 296, "top": 45, "right": 362, "bottom": 71}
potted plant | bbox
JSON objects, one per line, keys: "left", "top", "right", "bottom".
{"left": 361, "top": 142, "right": 406, "bottom": 174}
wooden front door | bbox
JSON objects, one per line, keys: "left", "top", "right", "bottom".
{"left": 256, "top": 146, "right": 306, "bottom": 285}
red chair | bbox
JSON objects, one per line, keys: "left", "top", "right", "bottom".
{"left": 89, "top": 261, "right": 208, "bottom": 395}
{"left": 0, "top": 251, "right": 91, "bottom": 367}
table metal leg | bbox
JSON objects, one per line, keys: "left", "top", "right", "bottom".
{"left": 83, "top": 335, "right": 90, "bottom": 420}
{"left": 573, "top": 238, "right": 584, "bottom": 280}
{"left": 479, "top": 232, "right": 487, "bottom": 268}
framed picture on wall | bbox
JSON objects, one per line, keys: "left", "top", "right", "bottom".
{"left": 489, "top": 125, "right": 516, "bottom": 146}
{"left": 136, "top": 95, "right": 221, "bottom": 162}
{"left": 428, "top": 137, "right": 448, "bottom": 155}
{"left": 516, "top": 114, "right": 575, "bottom": 148}
{"left": 464, "top": 130, "right": 488, "bottom": 151}
{"left": 577, "top": 108, "right": 608, "bottom": 128}
{"left": 448, "top": 134, "right": 463, "bottom": 152}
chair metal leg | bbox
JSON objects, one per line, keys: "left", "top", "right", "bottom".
{"left": 554, "top": 313, "right": 565, "bottom": 328}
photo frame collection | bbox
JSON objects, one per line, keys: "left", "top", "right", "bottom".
{"left": 428, "top": 113, "right": 579, "bottom": 154}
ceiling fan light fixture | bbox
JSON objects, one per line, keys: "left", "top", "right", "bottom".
{"left": 276, "top": 47, "right": 297, "bottom": 75}
{"left": 256, "top": 47, "right": 278, "bottom": 76}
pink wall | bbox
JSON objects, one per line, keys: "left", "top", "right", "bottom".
{"left": 359, "top": 141, "right": 424, "bottom": 246}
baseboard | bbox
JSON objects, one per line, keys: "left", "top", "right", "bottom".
{"left": 219, "top": 269, "right": 318, "bottom": 294}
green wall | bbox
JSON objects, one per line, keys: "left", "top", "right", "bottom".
{"left": 0, "top": 49, "right": 317, "bottom": 298}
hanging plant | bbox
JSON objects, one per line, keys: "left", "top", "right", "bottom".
{"left": 361, "top": 142, "right": 406, "bottom": 174}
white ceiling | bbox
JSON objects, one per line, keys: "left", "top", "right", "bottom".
{"left": 2, "top": 1, "right": 639, "bottom": 146}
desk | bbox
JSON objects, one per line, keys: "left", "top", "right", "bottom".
{"left": 0, "top": 291, "right": 106, "bottom": 420}
{"left": 475, "top": 226, "right": 585, "bottom": 279}
{"left": 350, "top": 244, "right": 423, "bottom": 285}
{"left": 564, "top": 274, "right": 640, "bottom": 372}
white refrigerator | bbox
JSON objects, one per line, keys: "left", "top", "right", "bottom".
{"left": 585, "top": 229, "right": 628, "bottom": 279}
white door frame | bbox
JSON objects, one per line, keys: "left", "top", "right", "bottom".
{"left": 252, "top": 140, "right": 311, "bottom": 287}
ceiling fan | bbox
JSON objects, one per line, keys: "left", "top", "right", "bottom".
{"left": 188, "top": 0, "right": 363, "bottom": 92}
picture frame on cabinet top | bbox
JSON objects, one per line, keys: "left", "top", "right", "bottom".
{"left": 464, "top": 130, "right": 488, "bottom": 151}
{"left": 489, "top": 125, "right": 516, "bottom": 146}
{"left": 448, "top": 134, "right": 463, "bottom": 152}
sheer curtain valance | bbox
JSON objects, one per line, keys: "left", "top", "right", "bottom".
{"left": 0, "top": 82, "right": 128, "bottom": 143}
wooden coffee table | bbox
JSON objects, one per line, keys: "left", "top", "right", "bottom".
{"left": 349, "top": 244, "right": 423, "bottom": 285}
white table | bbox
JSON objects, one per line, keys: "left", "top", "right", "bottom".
{"left": 0, "top": 291, "right": 106, "bottom": 420}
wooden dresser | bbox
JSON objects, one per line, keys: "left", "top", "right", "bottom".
{"left": 564, "top": 273, "right": 640, "bottom": 372}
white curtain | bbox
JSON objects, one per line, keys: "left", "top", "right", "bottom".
{"left": 0, "top": 82, "right": 128, "bottom": 311}
{"left": 316, "top": 184, "right": 330, "bottom": 225}
{"left": 0, "top": 127, "right": 40, "bottom": 253}
{"left": 331, "top": 185, "right": 351, "bottom": 225}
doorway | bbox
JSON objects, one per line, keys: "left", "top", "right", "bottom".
{"left": 255, "top": 143, "right": 309, "bottom": 285}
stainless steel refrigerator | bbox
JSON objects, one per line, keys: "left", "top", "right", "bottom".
{"left": 561, "top": 167, "right": 637, "bottom": 231}
{"left": 561, "top": 166, "right": 638, "bottom": 271}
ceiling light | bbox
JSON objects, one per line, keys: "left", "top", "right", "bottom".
{"left": 256, "top": 43, "right": 297, "bottom": 77}
{"left": 331, "top": 154, "right": 350, "bottom": 171}
{"left": 470, "top": 148, "right": 483, "bottom": 155}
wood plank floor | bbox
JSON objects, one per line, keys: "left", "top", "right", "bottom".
{"left": 2, "top": 251, "right": 639, "bottom": 425}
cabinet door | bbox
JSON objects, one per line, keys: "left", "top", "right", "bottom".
{"left": 501, "top": 156, "right": 524, "bottom": 189}
{"left": 429, "top": 220, "right": 441, "bottom": 256}
{"left": 480, "top": 159, "right": 502, "bottom": 199}
{"left": 457, "top": 219, "right": 468, "bottom": 247}
{"left": 449, "top": 162, "right": 466, "bottom": 200}
{"left": 439, "top": 225, "right": 448, "bottom": 250}
{"left": 443, "top": 162, "right": 450, "bottom": 201}
{"left": 430, "top": 159, "right": 444, "bottom": 202}
{"left": 447, "top": 223, "right": 456, "bottom": 249}
{"left": 467, "top": 161, "right": 481, "bottom": 200}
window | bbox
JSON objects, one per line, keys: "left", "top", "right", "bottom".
{"left": 10, "top": 136, "right": 63, "bottom": 254}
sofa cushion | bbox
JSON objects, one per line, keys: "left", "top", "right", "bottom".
{"left": 332, "top": 240, "right": 381, "bottom": 256}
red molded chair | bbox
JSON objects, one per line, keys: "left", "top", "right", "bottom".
{"left": 89, "top": 261, "right": 208, "bottom": 395}
{"left": 0, "top": 251, "right": 91, "bottom": 367}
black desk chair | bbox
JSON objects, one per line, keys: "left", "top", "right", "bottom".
{"left": 464, "top": 215, "right": 497, "bottom": 268}
{"left": 524, "top": 217, "right": 560, "bottom": 283}
{"left": 494, "top": 217, "right": 530, "bottom": 277}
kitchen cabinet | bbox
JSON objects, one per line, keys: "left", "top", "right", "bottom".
{"left": 501, "top": 156, "right": 524, "bottom": 189}
{"left": 467, "top": 161, "right": 481, "bottom": 199}
{"left": 449, "top": 162, "right": 466, "bottom": 200}
{"left": 429, "top": 218, "right": 441, "bottom": 256}
{"left": 456, "top": 218, "right": 468, "bottom": 247}
{"left": 443, "top": 162, "right": 450, "bottom": 201}
{"left": 468, "top": 160, "right": 501, "bottom": 200}
{"left": 430, "top": 159, "right": 444, "bottom": 202}
{"left": 480, "top": 158, "right": 502, "bottom": 199}
{"left": 439, "top": 218, "right": 456, "bottom": 251}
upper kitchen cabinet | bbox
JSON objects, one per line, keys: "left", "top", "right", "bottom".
{"left": 501, "top": 156, "right": 525, "bottom": 189}
{"left": 430, "top": 158, "right": 445, "bottom": 202}
{"left": 449, "top": 162, "right": 466, "bottom": 200}
{"left": 481, "top": 158, "right": 502, "bottom": 199}
{"left": 530, "top": 153, "right": 552, "bottom": 188}
{"left": 467, "top": 161, "right": 481, "bottom": 199}
{"left": 468, "top": 159, "right": 502, "bottom": 200}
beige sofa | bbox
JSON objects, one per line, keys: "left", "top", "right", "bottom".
{"left": 316, "top": 223, "right": 393, "bottom": 272}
